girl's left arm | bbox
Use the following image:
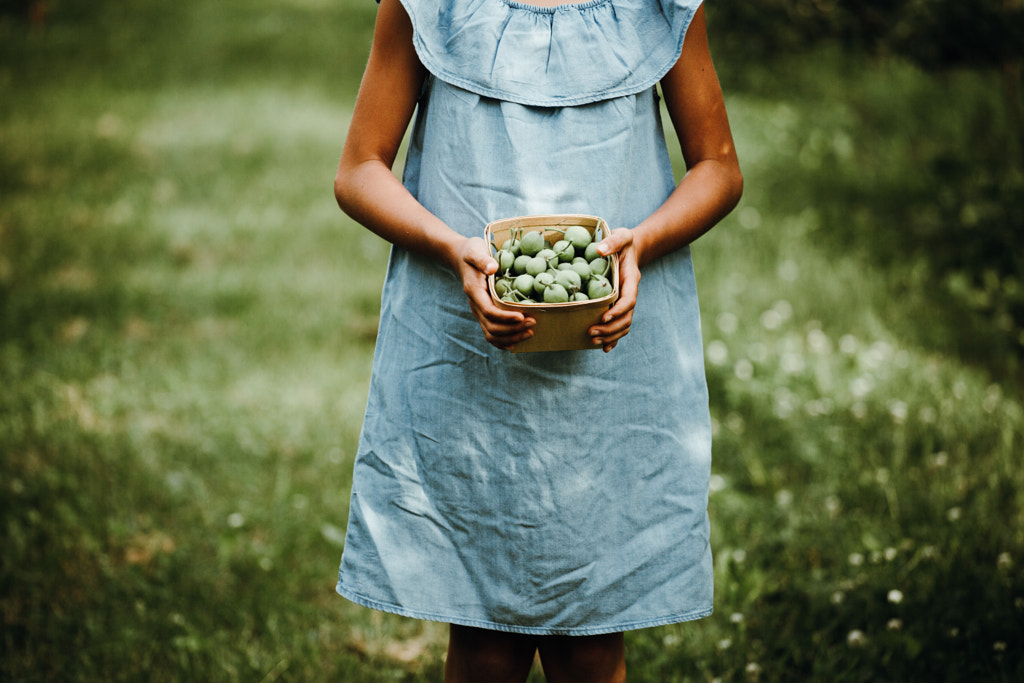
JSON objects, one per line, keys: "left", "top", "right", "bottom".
{"left": 588, "top": 4, "right": 742, "bottom": 351}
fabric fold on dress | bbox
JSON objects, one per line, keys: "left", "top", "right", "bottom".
{"left": 399, "top": 0, "right": 704, "bottom": 107}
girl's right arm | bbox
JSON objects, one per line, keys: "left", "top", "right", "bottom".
{"left": 334, "top": 0, "right": 534, "bottom": 349}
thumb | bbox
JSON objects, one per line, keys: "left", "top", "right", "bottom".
{"left": 596, "top": 227, "right": 633, "bottom": 256}
{"left": 463, "top": 239, "right": 498, "bottom": 275}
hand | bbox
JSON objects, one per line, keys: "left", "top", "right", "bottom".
{"left": 588, "top": 228, "right": 640, "bottom": 352}
{"left": 454, "top": 236, "right": 535, "bottom": 350}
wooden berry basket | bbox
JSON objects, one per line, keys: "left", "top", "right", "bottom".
{"left": 485, "top": 214, "right": 620, "bottom": 353}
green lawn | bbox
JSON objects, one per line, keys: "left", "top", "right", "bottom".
{"left": 2, "top": 1, "right": 1021, "bottom": 681}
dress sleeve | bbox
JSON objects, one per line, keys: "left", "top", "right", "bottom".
{"left": 397, "top": 0, "right": 704, "bottom": 107}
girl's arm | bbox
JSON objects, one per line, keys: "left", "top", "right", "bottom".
{"left": 589, "top": 4, "right": 742, "bottom": 350}
{"left": 635, "top": 3, "right": 743, "bottom": 265}
{"left": 334, "top": 0, "right": 534, "bottom": 349}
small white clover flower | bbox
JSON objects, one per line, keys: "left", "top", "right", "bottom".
{"left": 847, "top": 630, "right": 868, "bottom": 648}
{"left": 888, "top": 400, "right": 908, "bottom": 423}
{"left": 839, "top": 334, "right": 858, "bottom": 355}
{"left": 716, "top": 311, "right": 739, "bottom": 334}
{"left": 734, "top": 358, "right": 754, "bottom": 381}
{"left": 997, "top": 553, "right": 1013, "bottom": 570}
{"left": 707, "top": 340, "right": 729, "bottom": 366}
{"left": 807, "top": 328, "right": 831, "bottom": 354}
{"left": 887, "top": 589, "right": 904, "bottom": 605}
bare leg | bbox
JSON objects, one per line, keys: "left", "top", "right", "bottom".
{"left": 537, "top": 632, "right": 626, "bottom": 683}
{"left": 445, "top": 624, "right": 537, "bottom": 683}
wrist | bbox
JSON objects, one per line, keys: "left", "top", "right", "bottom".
{"left": 430, "top": 227, "right": 468, "bottom": 273}
{"left": 628, "top": 226, "right": 651, "bottom": 269}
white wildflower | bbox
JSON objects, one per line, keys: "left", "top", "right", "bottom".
{"left": 847, "top": 630, "right": 867, "bottom": 647}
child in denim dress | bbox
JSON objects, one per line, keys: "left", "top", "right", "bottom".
{"left": 333, "top": 1, "right": 742, "bottom": 680}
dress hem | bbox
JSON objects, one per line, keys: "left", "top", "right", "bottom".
{"left": 336, "top": 582, "right": 713, "bottom": 636}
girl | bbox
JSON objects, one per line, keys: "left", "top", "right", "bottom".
{"left": 333, "top": 1, "right": 742, "bottom": 681}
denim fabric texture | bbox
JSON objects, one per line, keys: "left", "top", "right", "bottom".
{"left": 337, "top": 0, "right": 713, "bottom": 636}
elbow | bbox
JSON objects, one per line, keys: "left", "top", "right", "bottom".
{"left": 334, "top": 147, "right": 369, "bottom": 215}
{"left": 333, "top": 162, "right": 353, "bottom": 214}
{"left": 730, "top": 165, "right": 744, "bottom": 211}
{"left": 721, "top": 157, "right": 744, "bottom": 215}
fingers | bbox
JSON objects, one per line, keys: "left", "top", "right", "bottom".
{"left": 590, "top": 231, "right": 640, "bottom": 352}
{"left": 472, "top": 294, "right": 535, "bottom": 349}
{"left": 457, "top": 237, "right": 535, "bottom": 349}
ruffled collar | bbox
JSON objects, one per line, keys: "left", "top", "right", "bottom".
{"left": 399, "top": 0, "right": 703, "bottom": 107}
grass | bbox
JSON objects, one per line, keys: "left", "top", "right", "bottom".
{"left": 2, "top": 1, "right": 1022, "bottom": 681}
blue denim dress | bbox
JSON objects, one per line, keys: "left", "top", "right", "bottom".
{"left": 337, "top": 0, "right": 712, "bottom": 636}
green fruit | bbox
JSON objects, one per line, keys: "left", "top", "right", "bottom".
{"left": 525, "top": 256, "right": 548, "bottom": 276}
{"left": 536, "top": 248, "right": 559, "bottom": 269}
{"left": 501, "top": 237, "right": 521, "bottom": 256}
{"left": 554, "top": 269, "right": 582, "bottom": 292}
{"left": 564, "top": 225, "right": 592, "bottom": 250}
{"left": 589, "top": 256, "right": 609, "bottom": 277}
{"left": 520, "top": 230, "right": 546, "bottom": 256}
{"left": 571, "top": 292, "right": 590, "bottom": 302}
{"left": 513, "top": 254, "right": 532, "bottom": 274}
{"left": 533, "top": 271, "right": 555, "bottom": 296}
{"left": 543, "top": 283, "right": 569, "bottom": 303}
{"left": 496, "top": 249, "right": 516, "bottom": 272}
{"left": 570, "top": 259, "right": 592, "bottom": 283}
{"left": 513, "top": 274, "right": 535, "bottom": 297}
{"left": 552, "top": 239, "right": 575, "bottom": 263}
{"left": 588, "top": 274, "right": 613, "bottom": 299}
{"left": 494, "top": 277, "right": 513, "bottom": 296}
{"left": 584, "top": 242, "right": 601, "bottom": 261}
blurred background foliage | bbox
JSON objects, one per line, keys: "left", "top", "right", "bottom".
{"left": 1, "top": 0, "right": 1022, "bottom": 681}
{"left": 708, "top": 0, "right": 1024, "bottom": 382}
{"left": 712, "top": 0, "right": 1024, "bottom": 70}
